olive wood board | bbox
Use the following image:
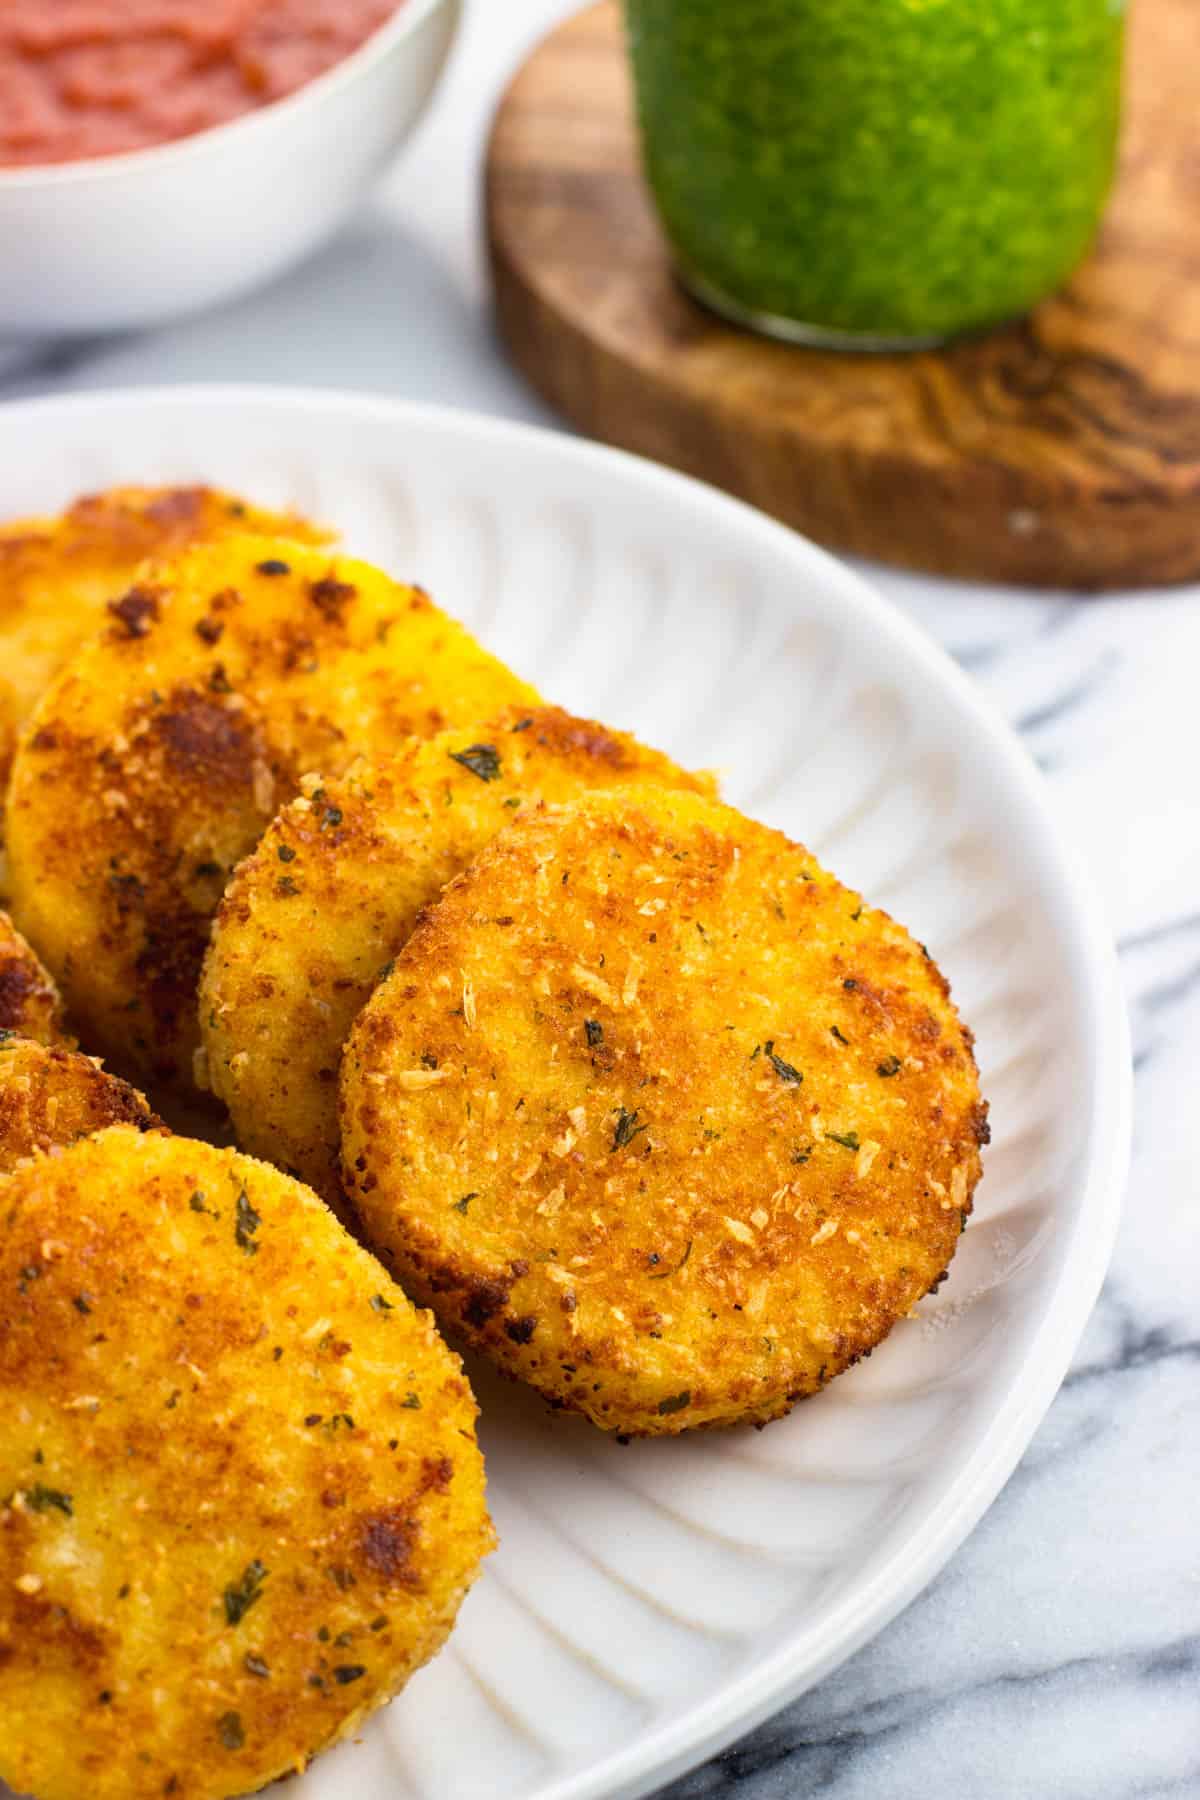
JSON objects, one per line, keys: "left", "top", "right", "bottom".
{"left": 486, "top": 0, "right": 1200, "bottom": 590}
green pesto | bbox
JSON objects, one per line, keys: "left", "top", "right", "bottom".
{"left": 625, "top": 0, "right": 1125, "bottom": 342}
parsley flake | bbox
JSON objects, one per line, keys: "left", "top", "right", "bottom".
{"left": 26, "top": 1483, "right": 73, "bottom": 1516}
{"left": 765, "top": 1041, "right": 803, "bottom": 1085}
{"left": 217, "top": 1711, "right": 245, "bottom": 1750}
{"left": 448, "top": 743, "right": 502, "bottom": 782}
{"left": 224, "top": 1560, "right": 267, "bottom": 1626}
{"left": 611, "top": 1106, "right": 648, "bottom": 1151}
{"left": 234, "top": 1190, "right": 261, "bottom": 1255}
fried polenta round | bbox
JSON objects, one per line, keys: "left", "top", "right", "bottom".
{"left": 0, "top": 485, "right": 329, "bottom": 865}
{"left": 0, "top": 909, "right": 67, "bottom": 1045}
{"left": 6, "top": 534, "right": 537, "bottom": 1090}
{"left": 0, "top": 1036, "right": 164, "bottom": 1173}
{"left": 0, "top": 1129, "right": 492, "bottom": 1800}
{"left": 201, "top": 706, "right": 714, "bottom": 1208}
{"left": 341, "top": 789, "right": 988, "bottom": 1436}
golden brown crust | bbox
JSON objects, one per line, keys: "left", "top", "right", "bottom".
{"left": 201, "top": 706, "right": 715, "bottom": 1208}
{"left": 340, "top": 789, "right": 987, "bottom": 1436}
{"left": 0, "top": 485, "right": 330, "bottom": 867}
{"left": 0, "top": 1037, "right": 164, "bottom": 1174}
{"left": 0, "top": 910, "right": 68, "bottom": 1046}
{"left": 0, "top": 1130, "right": 492, "bottom": 1800}
{"left": 5, "top": 535, "right": 538, "bottom": 1091}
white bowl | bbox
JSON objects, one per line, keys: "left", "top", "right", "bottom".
{"left": 0, "top": 386, "right": 1131, "bottom": 1800}
{"left": 0, "top": 0, "right": 459, "bottom": 337}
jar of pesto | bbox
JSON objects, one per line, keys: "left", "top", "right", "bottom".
{"left": 624, "top": 0, "right": 1125, "bottom": 347}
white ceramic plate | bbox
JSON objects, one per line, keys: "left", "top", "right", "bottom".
{"left": 0, "top": 387, "right": 1130, "bottom": 1800}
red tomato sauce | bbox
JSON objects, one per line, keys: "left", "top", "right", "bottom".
{"left": 0, "top": 0, "right": 402, "bottom": 167}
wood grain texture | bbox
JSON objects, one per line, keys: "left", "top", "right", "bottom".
{"left": 486, "top": 0, "right": 1200, "bottom": 590}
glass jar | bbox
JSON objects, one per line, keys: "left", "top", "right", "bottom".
{"left": 624, "top": 0, "right": 1126, "bottom": 348}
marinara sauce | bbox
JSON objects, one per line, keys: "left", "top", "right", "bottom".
{"left": 0, "top": 0, "right": 402, "bottom": 167}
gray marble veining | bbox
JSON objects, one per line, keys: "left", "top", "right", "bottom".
{"left": 2, "top": 3, "right": 1194, "bottom": 1795}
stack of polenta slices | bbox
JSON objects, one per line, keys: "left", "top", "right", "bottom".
{"left": 0, "top": 486, "right": 987, "bottom": 1800}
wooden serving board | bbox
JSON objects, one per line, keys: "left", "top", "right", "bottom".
{"left": 486, "top": 0, "right": 1200, "bottom": 590}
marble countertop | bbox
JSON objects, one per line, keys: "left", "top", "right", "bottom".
{"left": 5, "top": 5, "right": 1195, "bottom": 1795}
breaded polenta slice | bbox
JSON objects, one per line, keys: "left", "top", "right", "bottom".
{"left": 0, "top": 1037, "right": 164, "bottom": 1173}
{"left": 0, "top": 1129, "right": 492, "bottom": 1800}
{"left": 0, "top": 485, "right": 329, "bottom": 847}
{"left": 201, "top": 706, "right": 714, "bottom": 1208}
{"left": 0, "top": 908, "right": 68, "bottom": 1045}
{"left": 341, "top": 789, "right": 988, "bottom": 1436}
{"left": 6, "top": 535, "right": 537, "bottom": 1090}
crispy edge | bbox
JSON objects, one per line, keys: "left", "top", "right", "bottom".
{"left": 0, "top": 1038, "right": 165, "bottom": 1176}
{"left": 0, "top": 911, "right": 69, "bottom": 1047}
